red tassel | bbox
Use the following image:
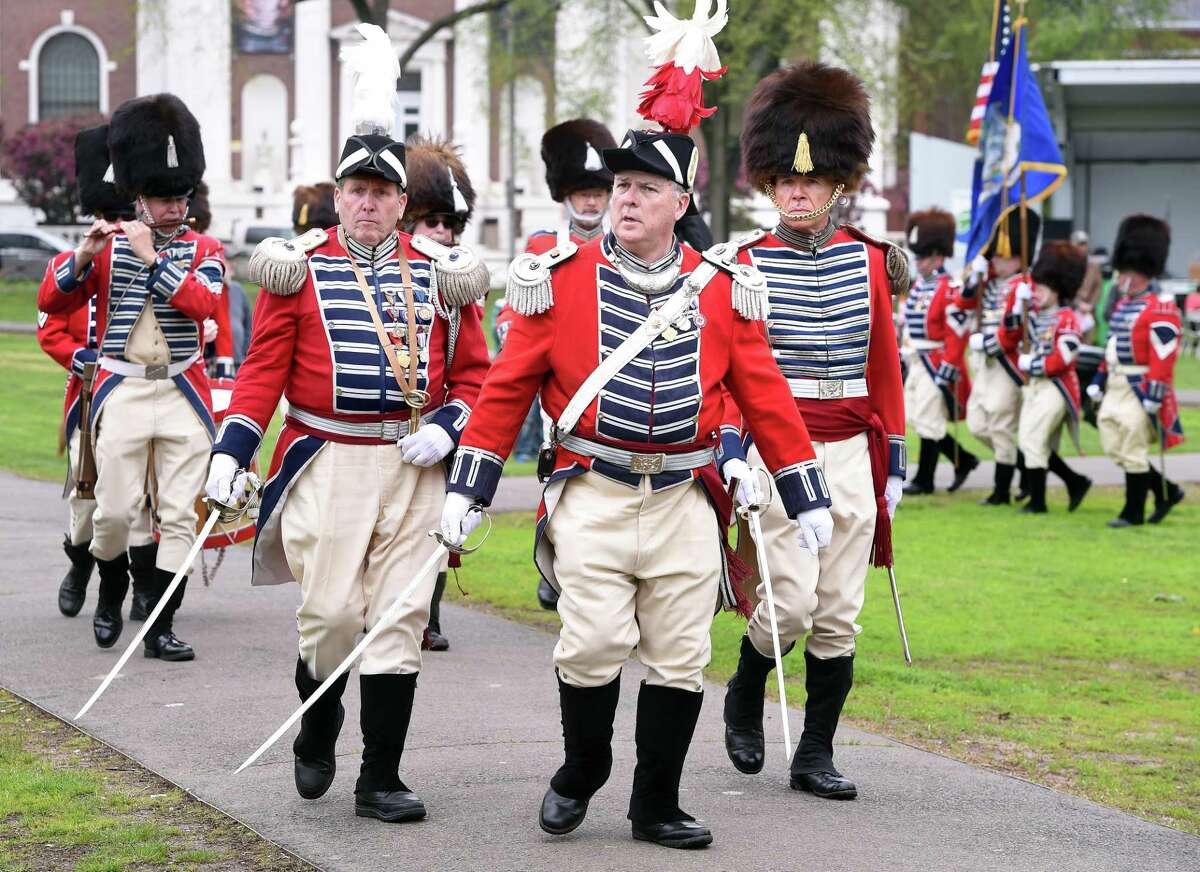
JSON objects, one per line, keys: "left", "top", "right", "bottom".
{"left": 637, "top": 63, "right": 727, "bottom": 134}
{"left": 871, "top": 498, "right": 893, "bottom": 569}
{"left": 725, "top": 542, "right": 755, "bottom": 619}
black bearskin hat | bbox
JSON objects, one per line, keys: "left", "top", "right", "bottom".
{"left": 906, "top": 209, "right": 957, "bottom": 258}
{"left": 1031, "top": 240, "right": 1087, "bottom": 304}
{"left": 292, "top": 182, "right": 338, "bottom": 234}
{"left": 542, "top": 119, "right": 617, "bottom": 202}
{"left": 74, "top": 124, "right": 134, "bottom": 221}
{"left": 740, "top": 61, "right": 874, "bottom": 193}
{"left": 983, "top": 207, "right": 1041, "bottom": 260}
{"left": 1113, "top": 213, "right": 1170, "bottom": 278}
{"left": 108, "top": 94, "right": 205, "bottom": 199}
{"left": 403, "top": 136, "right": 475, "bottom": 227}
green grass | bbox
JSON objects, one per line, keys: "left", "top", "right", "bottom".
{"left": 0, "top": 282, "right": 38, "bottom": 324}
{"left": 0, "top": 690, "right": 309, "bottom": 871}
{"left": 1176, "top": 354, "right": 1200, "bottom": 391}
{"left": 448, "top": 493, "right": 1199, "bottom": 835}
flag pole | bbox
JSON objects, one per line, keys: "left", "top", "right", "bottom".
{"left": 1010, "top": 2, "right": 1033, "bottom": 354}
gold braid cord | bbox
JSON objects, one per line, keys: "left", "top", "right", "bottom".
{"left": 765, "top": 183, "right": 845, "bottom": 223}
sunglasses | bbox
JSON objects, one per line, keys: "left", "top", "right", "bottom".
{"left": 420, "top": 214, "right": 465, "bottom": 234}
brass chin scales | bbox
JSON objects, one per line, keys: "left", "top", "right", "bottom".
{"left": 765, "top": 182, "right": 845, "bottom": 223}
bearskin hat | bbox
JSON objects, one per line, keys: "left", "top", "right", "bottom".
{"left": 905, "top": 209, "right": 957, "bottom": 258}
{"left": 740, "top": 61, "right": 874, "bottom": 193}
{"left": 1031, "top": 240, "right": 1087, "bottom": 304}
{"left": 108, "top": 94, "right": 205, "bottom": 199}
{"left": 402, "top": 136, "right": 475, "bottom": 227}
{"left": 188, "top": 181, "right": 212, "bottom": 234}
{"left": 292, "top": 182, "right": 338, "bottom": 234}
{"left": 542, "top": 119, "right": 617, "bottom": 202}
{"left": 983, "top": 207, "right": 1041, "bottom": 260}
{"left": 74, "top": 125, "right": 134, "bottom": 221}
{"left": 1113, "top": 213, "right": 1170, "bottom": 278}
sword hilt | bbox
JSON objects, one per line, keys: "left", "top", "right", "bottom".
{"left": 430, "top": 506, "right": 491, "bottom": 555}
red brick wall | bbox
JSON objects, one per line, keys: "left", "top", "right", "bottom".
{"left": 0, "top": 0, "right": 136, "bottom": 128}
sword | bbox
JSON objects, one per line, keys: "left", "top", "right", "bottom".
{"left": 76, "top": 504, "right": 223, "bottom": 719}
{"left": 737, "top": 479, "right": 793, "bottom": 764}
{"left": 886, "top": 564, "right": 913, "bottom": 666}
{"left": 235, "top": 511, "right": 489, "bottom": 775}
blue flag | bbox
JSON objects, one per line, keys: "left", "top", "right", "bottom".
{"left": 963, "top": 18, "right": 1067, "bottom": 262}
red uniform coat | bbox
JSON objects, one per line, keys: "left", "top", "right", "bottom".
{"left": 958, "top": 272, "right": 1026, "bottom": 387}
{"left": 998, "top": 301, "right": 1083, "bottom": 415}
{"left": 902, "top": 267, "right": 971, "bottom": 418}
{"left": 37, "top": 302, "right": 96, "bottom": 440}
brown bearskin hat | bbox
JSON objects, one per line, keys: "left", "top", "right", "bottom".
{"left": 1113, "top": 213, "right": 1170, "bottom": 278}
{"left": 983, "top": 207, "right": 1041, "bottom": 260}
{"left": 542, "top": 119, "right": 616, "bottom": 202}
{"left": 292, "top": 182, "right": 338, "bottom": 234}
{"left": 740, "top": 61, "right": 874, "bottom": 193}
{"left": 1031, "top": 240, "right": 1087, "bottom": 304}
{"left": 108, "top": 94, "right": 205, "bottom": 199}
{"left": 74, "top": 124, "right": 134, "bottom": 221}
{"left": 188, "top": 181, "right": 212, "bottom": 234}
{"left": 403, "top": 135, "right": 475, "bottom": 227}
{"left": 906, "top": 209, "right": 957, "bottom": 258}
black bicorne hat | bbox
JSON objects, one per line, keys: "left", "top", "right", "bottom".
{"left": 336, "top": 134, "right": 407, "bottom": 189}
{"left": 602, "top": 130, "right": 698, "bottom": 191}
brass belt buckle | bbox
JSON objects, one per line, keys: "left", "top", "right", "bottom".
{"left": 818, "top": 379, "right": 844, "bottom": 400}
{"left": 381, "top": 419, "right": 401, "bottom": 443}
{"left": 629, "top": 453, "right": 666, "bottom": 475}
{"left": 144, "top": 364, "right": 169, "bottom": 380}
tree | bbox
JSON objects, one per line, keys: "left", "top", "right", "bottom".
{"left": 0, "top": 114, "right": 105, "bottom": 225}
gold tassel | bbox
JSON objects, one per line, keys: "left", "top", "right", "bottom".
{"left": 792, "top": 132, "right": 814, "bottom": 174}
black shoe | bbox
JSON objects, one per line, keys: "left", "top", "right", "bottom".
{"left": 1018, "top": 468, "right": 1047, "bottom": 514}
{"left": 127, "top": 543, "right": 158, "bottom": 622}
{"left": 539, "top": 787, "right": 589, "bottom": 835}
{"left": 979, "top": 463, "right": 1014, "bottom": 505}
{"left": 903, "top": 438, "right": 939, "bottom": 495}
{"left": 1147, "top": 472, "right": 1184, "bottom": 524}
{"left": 355, "top": 788, "right": 427, "bottom": 823}
{"left": 424, "top": 627, "right": 449, "bottom": 651}
{"left": 979, "top": 491, "right": 1010, "bottom": 505}
{"left": 940, "top": 436, "right": 979, "bottom": 493}
{"left": 93, "top": 554, "right": 130, "bottom": 649}
{"left": 790, "top": 770, "right": 858, "bottom": 800}
{"left": 537, "top": 577, "right": 560, "bottom": 610}
{"left": 631, "top": 819, "right": 712, "bottom": 849}
{"left": 293, "top": 658, "right": 349, "bottom": 800}
{"left": 423, "top": 572, "right": 450, "bottom": 651}
{"left": 58, "top": 537, "right": 94, "bottom": 617}
{"left": 1109, "top": 471, "right": 1150, "bottom": 528}
{"left": 143, "top": 631, "right": 195, "bottom": 661}
{"left": 791, "top": 652, "right": 854, "bottom": 797}
{"left": 722, "top": 635, "right": 775, "bottom": 775}
{"left": 1067, "top": 476, "right": 1092, "bottom": 513}
{"left": 1107, "top": 517, "right": 1138, "bottom": 529}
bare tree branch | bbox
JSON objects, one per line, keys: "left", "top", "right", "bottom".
{"left": 397, "top": 0, "right": 513, "bottom": 71}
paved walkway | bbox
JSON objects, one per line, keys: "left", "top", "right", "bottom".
{"left": 0, "top": 471, "right": 1196, "bottom": 871}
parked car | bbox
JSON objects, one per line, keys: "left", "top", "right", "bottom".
{"left": 0, "top": 228, "right": 73, "bottom": 281}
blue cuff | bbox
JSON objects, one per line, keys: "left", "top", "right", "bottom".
{"left": 935, "top": 361, "right": 959, "bottom": 385}
{"left": 147, "top": 257, "right": 187, "bottom": 299}
{"left": 1002, "top": 311, "right": 1022, "bottom": 330}
{"left": 888, "top": 435, "right": 907, "bottom": 478}
{"left": 212, "top": 414, "right": 263, "bottom": 469}
{"left": 1145, "top": 379, "right": 1166, "bottom": 402}
{"left": 70, "top": 347, "right": 99, "bottom": 377}
{"left": 1029, "top": 356, "right": 1046, "bottom": 377}
{"left": 430, "top": 401, "right": 472, "bottom": 448}
{"left": 773, "top": 460, "right": 832, "bottom": 518}
{"left": 55, "top": 254, "right": 91, "bottom": 293}
{"left": 982, "top": 332, "right": 1003, "bottom": 359}
{"left": 715, "top": 425, "right": 746, "bottom": 475}
{"left": 447, "top": 446, "right": 504, "bottom": 505}
{"left": 1091, "top": 371, "right": 1107, "bottom": 393}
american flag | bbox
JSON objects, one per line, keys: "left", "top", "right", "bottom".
{"left": 966, "top": 0, "right": 1014, "bottom": 146}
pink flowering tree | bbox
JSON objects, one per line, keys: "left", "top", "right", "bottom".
{"left": 1, "top": 113, "right": 105, "bottom": 225}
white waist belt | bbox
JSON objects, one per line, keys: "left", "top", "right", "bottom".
{"left": 100, "top": 349, "right": 201, "bottom": 379}
{"left": 288, "top": 407, "right": 434, "bottom": 442}
{"left": 1114, "top": 364, "right": 1149, "bottom": 376}
{"left": 908, "top": 339, "right": 944, "bottom": 351}
{"left": 789, "top": 377, "right": 868, "bottom": 400}
{"left": 561, "top": 435, "right": 713, "bottom": 475}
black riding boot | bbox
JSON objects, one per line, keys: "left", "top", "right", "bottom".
{"left": 423, "top": 572, "right": 449, "bottom": 651}
{"left": 355, "top": 672, "right": 426, "bottom": 822}
{"left": 1018, "top": 468, "right": 1048, "bottom": 513}
{"left": 979, "top": 462, "right": 1015, "bottom": 506}
{"left": 540, "top": 674, "right": 620, "bottom": 835}
{"left": 292, "top": 657, "right": 349, "bottom": 799}
{"left": 93, "top": 553, "right": 129, "bottom": 648}
{"left": 127, "top": 542, "right": 159, "bottom": 621}
{"left": 722, "top": 634, "right": 778, "bottom": 774}
{"left": 628, "top": 682, "right": 712, "bottom": 849}
{"left": 903, "top": 438, "right": 939, "bottom": 495}
{"left": 143, "top": 568, "right": 193, "bottom": 661}
{"left": 1109, "top": 471, "right": 1150, "bottom": 528}
{"left": 790, "top": 651, "right": 857, "bottom": 799}
{"left": 939, "top": 436, "right": 979, "bottom": 492}
{"left": 536, "top": 577, "right": 560, "bottom": 610}
{"left": 1048, "top": 452, "right": 1092, "bottom": 512}
{"left": 1146, "top": 467, "right": 1185, "bottom": 524}
{"left": 1014, "top": 451, "right": 1030, "bottom": 501}
{"left": 58, "top": 536, "right": 94, "bottom": 617}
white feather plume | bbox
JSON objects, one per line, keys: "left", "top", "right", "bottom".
{"left": 643, "top": 0, "right": 727, "bottom": 74}
{"left": 339, "top": 23, "right": 400, "bottom": 136}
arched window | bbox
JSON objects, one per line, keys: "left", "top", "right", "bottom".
{"left": 38, "top": 33, "right": 100, "bottom": 119}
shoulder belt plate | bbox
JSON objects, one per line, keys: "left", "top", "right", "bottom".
{"left": 247, "top": 228, "right": 327, "bottom": 296}
{"left": 409, "top": 234, "right": 491, "bottom": 308}
{"left": 840, "top": 223, "right": 910, "bottom": 297}
{"left": 701, "top": 236, "right": 769, "bottom": 321}
{"left": 505, "top": 241, "right": 578, "bottom": 316}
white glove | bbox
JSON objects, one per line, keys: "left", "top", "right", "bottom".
{"left": 202, "top": 318, "right": 218, "bottom": 344}
{"left": 204, "top": 452, "right": 259, "bottom": 512}
{"left": 722, "top": 458, "right": 763, "bottom": 508}
{"left": 885, "top": 475, "right": 904, "bottom": 520}
{"left": 1078, "top": 312, "right": 1096, "bottom": 334}
{"left": 1015, "top": 281, "right": 1032, "bottom": 302}
{"left": 794, "top": 506, "right": 834, "bottom": 556}
{"left": 1017, "top": 353, "right": 1034, "bottom": 372}
{"left": 440, "top": 491, "right": 482, "bottom": 547}
{"left": 400, "top": 424, "right": 455, "bottom": 467}
{"left": 1142, "top": 397, "right": 1162, "bottom": 415}
{"left": 968, "top": 332, "right": 985, "bottom": 353}
{"left": 1086, "top": 383, "right": 1104, "bottom": 402}
{"left": 968, "top": 254, "right": 989, "bottom": 285}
